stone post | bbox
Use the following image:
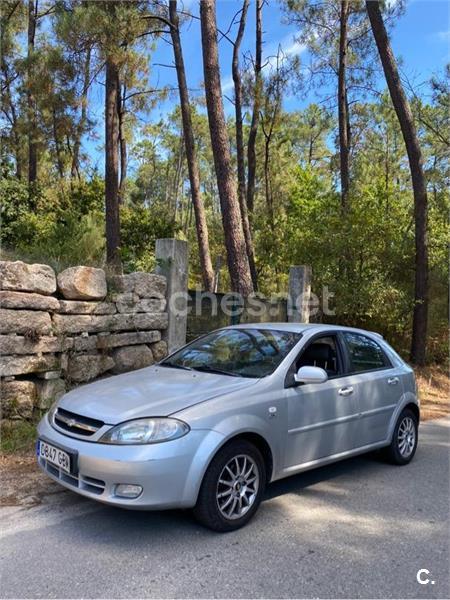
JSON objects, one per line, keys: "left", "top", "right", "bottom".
{"left": 288, "top": 265, "right": 312, "bottom": 323}
{"left": 155, "top": 239, "right": 189, "bottom": 353}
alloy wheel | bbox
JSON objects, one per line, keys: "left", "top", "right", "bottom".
{"left": 216, "top": 454, "right": 260, "bottom": 520}
{"left": 397, "top": 416, "right": 416, "bottom": 458}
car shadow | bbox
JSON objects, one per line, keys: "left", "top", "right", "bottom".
{"left": 24, "top": 418, "right": 447, "bottom": 539}
{"left": 44, "top": 449, "right": 386, "bottom": 538}
{"left": 264, "top": 450, "right": 383, "bottom": 502}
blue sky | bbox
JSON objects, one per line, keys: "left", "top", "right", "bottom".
{"left": 153, "top": 0, "right": 448, "bottom": 113}
{"left": 86, "top": 0, "right": 449, "bottom": 170}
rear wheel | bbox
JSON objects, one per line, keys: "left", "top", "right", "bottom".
{"left": 384, "top": 408, "right": 418, "bottom": 465}
{"left": 193, "top": 440, "right": 266, "bottom": 532}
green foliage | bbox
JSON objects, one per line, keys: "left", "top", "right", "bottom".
{"left": 0, "top": 420, "right": 37, "bottom": 455}
{"left": 0, "top": 171, "right": 39, "bottom": 246}
{"left": 120, "top": 204, "right": 180, "bottom": 273}
{"left": 1, "top": 174, "right": 105, "bottom": 270}
{"left": 7, "top": 210, "right": 105, "bottom": 271}
{"left": 68, "top": 177, "right": 105, "bottom": 214}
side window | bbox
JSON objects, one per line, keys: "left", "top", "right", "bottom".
{"left": 343, "top": 333, "right": 390, "bottom": 373}
{"left": 296, "top": 335, "right": 341, "bottom": 377}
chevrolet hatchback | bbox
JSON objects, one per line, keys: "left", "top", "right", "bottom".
{"left": 37, "top": 323, "right": 419, "bottom": 531}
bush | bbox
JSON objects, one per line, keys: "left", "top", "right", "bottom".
{"left": 1, "top": 174, "right": 106, "bottom": 269}
{"left": 120, "top": 204, "right": 179, "bottom": 273}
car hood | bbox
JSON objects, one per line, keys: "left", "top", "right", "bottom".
{"left": 58, "top": 365, "right": 259, "bottom": 424}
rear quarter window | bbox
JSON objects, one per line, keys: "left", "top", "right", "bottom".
{"left": 343, "top": 332, "right": 391, "bottom": 373}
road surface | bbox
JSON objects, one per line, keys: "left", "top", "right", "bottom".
{"left": 1, "top": 418, "right": 449, "bottom": 599}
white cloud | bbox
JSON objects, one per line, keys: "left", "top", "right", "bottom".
{"left": 427, "top": 29, "right": 450, "bottom": 44}
{"left": 435, "top": 29, "right": 450, "bottom": 42}
{"left": 264, "top": 34, "right": 307, "bottom": 70}
{"left": 221, "top": 75, "right": 235, "bottom": 94}
{"left": 221, "top": 32, "right": 306, "bottom": 95}
{"left": 221, "top": 34, "right": 306, "bottom": 103}
{"left": 284, "top": 38, "right": 307, "bottom": 57}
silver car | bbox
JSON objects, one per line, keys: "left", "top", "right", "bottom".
{"left": 37, "top": 323, "right": 419, "bottom": 531}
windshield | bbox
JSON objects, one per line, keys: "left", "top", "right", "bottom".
{"left": 161, "top": 328, "right": 302, "bottom": 378}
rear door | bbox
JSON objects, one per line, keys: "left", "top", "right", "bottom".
{"left": 340, "top": 332, "right": 403, "bottom": 446}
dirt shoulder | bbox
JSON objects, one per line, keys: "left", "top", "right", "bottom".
{"left": 0, "top": 451, "right": 64, "bottom": 508}
{"left": 1, "top": 365, "right": 448, "bottom": 509}
{"left": 415, "top": 365, "right": 449, "bottom": 420}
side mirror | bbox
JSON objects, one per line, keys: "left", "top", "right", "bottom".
{"left": 294, "top": 365, "right": 328, "bottom": 385}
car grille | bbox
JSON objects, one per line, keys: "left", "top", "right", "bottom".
{"left": 39, "top": 457, "right": 106, "bottom": 495}
{"left": 54, "top": 408, "right": 104, "bottom": 437}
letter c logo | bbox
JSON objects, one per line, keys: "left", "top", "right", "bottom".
{"left": 417, "top": 569, "right": 431, "bottom": 585}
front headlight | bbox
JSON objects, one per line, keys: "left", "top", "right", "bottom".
{"left": 99, "top": 418, "right": 190, "bottom": 445}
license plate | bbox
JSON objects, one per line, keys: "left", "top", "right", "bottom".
{"left": 37, "top": 440, "right": 71, "bottom": 474}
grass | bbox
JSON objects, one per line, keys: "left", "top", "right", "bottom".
{"left": 0, "top": 420, "right": 37, "bottom": 456}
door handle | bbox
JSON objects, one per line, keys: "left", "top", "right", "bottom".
{"left": 388, "top": 377, "right": 399, "bottom": 385}
{"left": 338, "top": 386, "right": 354, "bottom": 396}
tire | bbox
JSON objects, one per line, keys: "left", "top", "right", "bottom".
{"left": 193, "top": 440, "right": 266, "bottom": 532}
{"left": 384, "top": 408, "right": 419, "bottom": 465}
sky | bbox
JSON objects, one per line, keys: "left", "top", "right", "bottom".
{"left": 86, "top": 0, "right": 450, "bottom": 171}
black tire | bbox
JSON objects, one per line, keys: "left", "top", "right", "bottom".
{"left": 193, "top": 440, "right": 266, "bottom": 532}
{"left": 384, "top": 408, "right": 419, "bottom": 465}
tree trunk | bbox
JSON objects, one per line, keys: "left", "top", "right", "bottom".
{"left": 246, "top": 0, "right": 262, "bottom": 215}
{"left": 200, "top": 0, "right": 253, "bottom": 296}
{"left": 366, "top": 0, "right": 429, "bottom": 365}
{"left": 1, "top": 60, "right": 22, "bottom": 178}
{"left": 71, "top": 46, "right": 91, "bottom": 180}
{"left": 261, "top": 56, "right": 282, "bottom": 232}
{"left": 232, "top": 0, "right": 258, "bottom": 290}
{"left": 172, "top": 134, "right": 184, "bottom": 222}
{"left": 27, "top": 0, "right": 37, "bottom": 186}
{"left": 104, "top": 54, "right": 121, "bottom": 271}
{"left": 263, "top": 133, "right": 274, "bottom": 229}
{"left": 11, "top": 99, "right": 22, "bottom": 179}
{"left": 118, "top": 78, "right": 127, "bottom": 203}
{"left": 308, "top": 136, "right": 313, "bottom": 166}
{"left": 169, "top": 0, "right": 214, "bottom": 291}
{"left": 338, "top": 0, "right": 350, "bottom": 211}
{"left": 385, "top": 127, "right": 390, "bottom": 194}
{"left": 0, "top": 0, "right": 22, "bottom": 177}
{"left": 52, "top": 107, "right": 64, "bottom": 179}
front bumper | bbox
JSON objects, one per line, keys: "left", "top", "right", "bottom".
{"left": 37, "top": 414, "right": 225, "bottom": 509}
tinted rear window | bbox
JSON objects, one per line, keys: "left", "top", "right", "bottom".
{"left": 343, "top": 332, "right": 390, "bottom": 373}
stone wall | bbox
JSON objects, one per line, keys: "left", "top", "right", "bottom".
{"left": 0, "top": 261, "right": 169, "bottom": 422}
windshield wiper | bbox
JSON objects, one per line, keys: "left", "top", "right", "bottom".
{"left": 192, "top": 365, "right": 244, "bottom": 377}
{"left": 160, "top": 361, "right": 193, "bottom": 371}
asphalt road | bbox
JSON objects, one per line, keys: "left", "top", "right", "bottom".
{"left": 1, "top": 418, "right": 449, "bottom": 599}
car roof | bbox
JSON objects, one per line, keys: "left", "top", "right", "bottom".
{"left": 225, "top": 322, "right": 384, "bottom": 339}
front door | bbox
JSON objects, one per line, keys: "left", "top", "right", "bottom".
{"left": 283, "top": 334, "right": 360, "bottom": 470}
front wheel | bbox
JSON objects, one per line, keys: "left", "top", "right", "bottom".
{"left": 384, "top": 408, "right": 419, "bottom": 465}
{"left": 193, "top": 440, "right": 266, "bottom": 532}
